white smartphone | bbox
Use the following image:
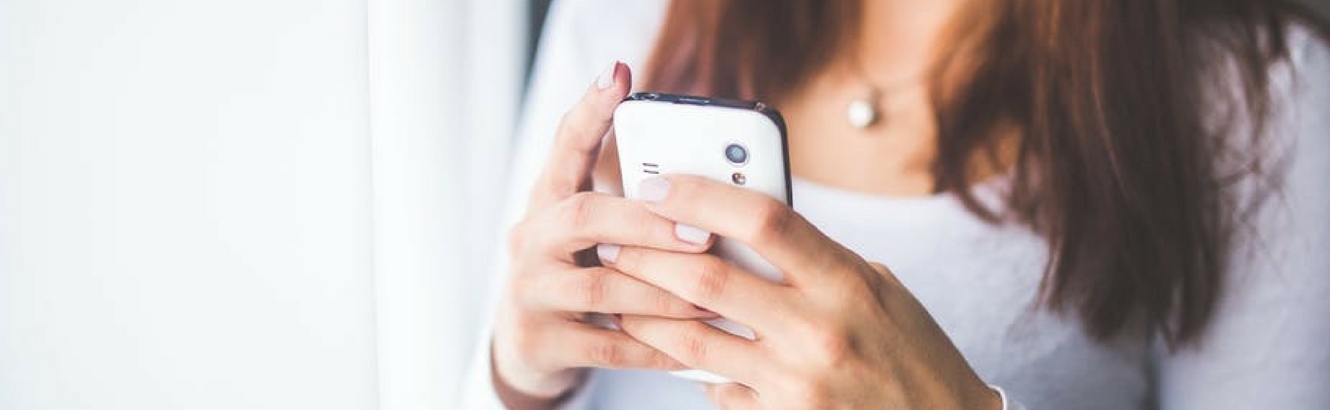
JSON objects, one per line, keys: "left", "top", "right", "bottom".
{"left": 612, "top": 93, "right": 791, "bottom": 383}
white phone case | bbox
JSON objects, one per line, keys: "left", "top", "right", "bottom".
{"left": 612, "top": 95, "right": 791, "bottom": 384}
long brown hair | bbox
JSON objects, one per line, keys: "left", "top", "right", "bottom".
{"left": 643, "top": 0, "right": 1328, "bottom": 346}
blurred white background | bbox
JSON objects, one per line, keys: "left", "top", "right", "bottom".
{"left": 1, "top": 0, "right": 525, "bottom": 409}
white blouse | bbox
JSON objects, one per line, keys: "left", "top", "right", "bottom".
{"left": 460, "top": 1, "right": 1330, "bottom": 409}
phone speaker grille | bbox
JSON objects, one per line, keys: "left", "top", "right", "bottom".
{"left": 642, "top": 163, "right": 659, "bottom": 175}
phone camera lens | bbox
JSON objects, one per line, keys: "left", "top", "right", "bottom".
{"left": 724, "top": 143, "right": 748, "bottom": 165}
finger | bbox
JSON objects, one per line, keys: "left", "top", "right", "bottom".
{"left": 637, "top": 175, "right": 846, "bottom": 286}
{"left": 590, "top": 131, "right": 624, "bottom": 196}
{"left": 529, "top": 61, "right": 632, "bottom": 209}
{"left": 524, "top": 266, "right": 718, "bottom": 319}
{"left": 533, "top": 192, "right": 713, "bottom": 259}
{"left": 617, "top": 315, "right": 765, "bottom": 385}
{"left": 867, "top": 261, "right": 903, "bottom": 286}
{"left": 603, "top": 246, "right": 796, "bottom": 331}
{"left": 554, "top": 323, "right": 687, "bottom": 371}
{"left": 705, "top": 383, "right": 760, "bottom": 410}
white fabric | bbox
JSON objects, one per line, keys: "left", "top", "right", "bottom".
{"left": 1, "top": 0, "right": 527, "bottom": 409}
{"left": 459, "top": 1, "right": 1330, "bottom": 409}
{"left": 0, "top": 1, "right": 379, "bottom": 409}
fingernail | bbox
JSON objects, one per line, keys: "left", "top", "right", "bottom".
{"left": 675, "top": 223, "right": 711, "bottom": 245}
{"left": 638, "top": 176, "right": 670, "bottom": 202}
{"left": 596, "top": 243, "right": 621, "bottom": 264}
{"left": 595, "top": 61, "right": 619, "bottom": 90}
{"left": 693, "top": 305, "right": 720, "bottom": 319}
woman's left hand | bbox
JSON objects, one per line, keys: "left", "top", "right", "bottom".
{"left": 597, "top": 175, "right": 1001, "bottom": 410}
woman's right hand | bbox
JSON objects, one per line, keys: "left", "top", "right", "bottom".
{"left": 491, "top": 62, "right": 718, "bottom": 409}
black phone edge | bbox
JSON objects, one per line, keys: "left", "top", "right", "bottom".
{"left": 623, "top": 92, "right": 794, "bottom": 206}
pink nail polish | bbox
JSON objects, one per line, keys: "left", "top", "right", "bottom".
{"left": 675, "top": 223, "right": 711, "bottom": 245}
{"left": 597, "top": 243, "right": 621, "bottom": 263}
{"left": 638, "top": 176, "right": 670, "bottom": 202}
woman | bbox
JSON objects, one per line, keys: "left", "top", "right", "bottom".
{"left": 463, "top": 0, "right": 1330, "bottom": 409}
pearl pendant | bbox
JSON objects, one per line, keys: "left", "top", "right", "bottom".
{"left": 847, "top": 96, "right": 878, "bottom": 129}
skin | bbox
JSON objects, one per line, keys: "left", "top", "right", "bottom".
{"left": 491, "top": 64, "right": 718, "bottom": 409}
{"left": 603, "top": 174, "right": 997, "bottom": 410}
{"left": 493, "top": 1, "right": 1004, "bottom": 409}
{"left": 783, "top": 0, "right": 969, "bottom": 196}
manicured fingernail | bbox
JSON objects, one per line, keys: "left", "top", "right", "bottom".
{"left": 638, "top": 176, "right": 670, "bottom": 202}
{"left": 596, "top": 61, "right": 619, "bottom": 90}
{"left": 596, "top": 243, "right": 620, "bottom": 264}
{"left": 675, "top": 223, "right": 711, "bottom": 245}
{"left": 693, "top": 305, "right": 720, "bottom": 318}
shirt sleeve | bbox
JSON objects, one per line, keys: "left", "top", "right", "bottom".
{"left": 1154, "top": 25, "right": 1330, "bottom": 410}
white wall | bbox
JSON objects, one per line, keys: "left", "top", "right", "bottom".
{"left": 0, "top": 1, "right": 379, "bottom": 409}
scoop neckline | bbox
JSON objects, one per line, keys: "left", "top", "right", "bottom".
{"left": 791, "top": 174, "right": 1008, "bottom": 207}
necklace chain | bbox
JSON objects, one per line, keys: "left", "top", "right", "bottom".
{"left": 845, "top": 61, "right": 926, "bottom": 131}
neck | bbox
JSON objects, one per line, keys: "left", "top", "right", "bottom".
{"left": 781, "top": 0, "right": 1001, "bottom": 197}
{"left": 853, "top": 0, "right": 970, "bottom": 83}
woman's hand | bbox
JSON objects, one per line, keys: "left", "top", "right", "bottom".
{"left": 491, "top": 63, "right": 717, "bottom": 409}
{"left": 599, "top": 175, "right": 1002, "bottom": 410}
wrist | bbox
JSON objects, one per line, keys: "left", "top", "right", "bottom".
{"left": 963, "top": 378, "right": 1005, "bottom": 410}
{"left": 948, "top": 380, "right": 1004, "bottom": 410}
{"left": 910, "top": 364, "right": 1002, "bottom": 410}
{"left": 491, "top": 342, "right": 582, "bottom": 410}
{"left": 491, "top": 369, "right": 570, "bottom": 410}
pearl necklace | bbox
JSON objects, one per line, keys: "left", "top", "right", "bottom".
{"left": 845, "top": 69, "right": 924, "bottom": 130}
{"left": 847, "top": 88, "right": 882, "bottom": 129}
